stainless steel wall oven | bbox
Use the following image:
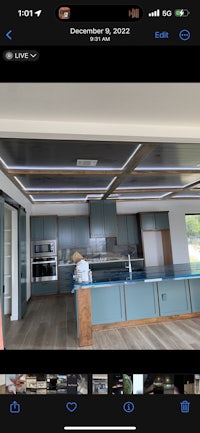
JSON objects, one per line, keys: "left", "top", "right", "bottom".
{"left": 31, "top": 256, "right": 58, "bottom": 282}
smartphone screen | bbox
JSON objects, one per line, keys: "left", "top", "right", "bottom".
{"left": 0, "top": 1, "right": 199, "bottom": 431}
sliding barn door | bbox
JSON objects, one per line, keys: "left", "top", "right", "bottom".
{"left": 18, "top": 207, "right": 27, "bottom": 319}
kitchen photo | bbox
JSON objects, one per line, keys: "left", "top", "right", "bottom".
{"left": 0, "top": 82, "right": 200, "bottom": 350}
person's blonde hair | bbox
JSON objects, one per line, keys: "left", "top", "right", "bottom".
{"left": 71, "top": 251, "right": 83, "bottom": 263}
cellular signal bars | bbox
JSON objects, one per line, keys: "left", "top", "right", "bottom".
{"left": 148, "top": 9, "right": 160, "bottom": 17}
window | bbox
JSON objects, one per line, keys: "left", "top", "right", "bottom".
{"left": 185, "top": 214, "right": 200, "bottom": 262}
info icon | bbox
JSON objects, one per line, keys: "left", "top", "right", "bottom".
{"left": 58, "top": 6, "right": 71, "bottom": 20}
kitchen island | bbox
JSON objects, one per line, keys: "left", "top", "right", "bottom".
{"left": 74, "top": 262, "right": 200, "bottom": 347}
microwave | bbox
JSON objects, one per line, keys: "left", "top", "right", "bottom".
{"left": 31, "top": 240, "right": 57, "bottom": 258}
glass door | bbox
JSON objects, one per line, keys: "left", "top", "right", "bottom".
{"left": 0, "top": 196, "right": 4, "bottom": 349}
{"left": 18, "top": 206, "right": 27, "bottom": 320}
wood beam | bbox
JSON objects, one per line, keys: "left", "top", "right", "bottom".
{"left": 103, "top": 143, "right": 158, "bottom": 199}
{"left": 7, "top": 169, "right": 120, "bottom": 176}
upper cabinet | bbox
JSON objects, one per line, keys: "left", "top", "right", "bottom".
{"left": 58, "top": 216, "right": 90, "bottom": 248}
{"left": 140, "top": 212, "right": 169, "bottom": 230}
{"left": 117, "top": 215, "right": 139, "bottom": 245}
{"left": 90, "top": 200, "right": 117, "bottom": 237}
{"left": 31, "top": 216, "right": 57, "bottom": 241}
{"left": 58, "top": 217, "right": 73, "bottom": 249}
{"left": 73, "top": 217, "right": 90, "bottom": 247}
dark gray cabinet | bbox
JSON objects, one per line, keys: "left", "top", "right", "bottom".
{"left": 31, "top": 216, "right": 57, "bottom": 241}
{"left": 117, "top": 215, "right": 139, "bottom": 245}
{"left": 58, "top": 265, "right": 74, "bottom": 293}
{"left": 58, "top": 216, "right": 89, "bottom": 249}
{"left": 140, "top": 212, "right": 169, "bottom": 230}
{"left": 90, "top": 200, "right": 117, "bottom": 237}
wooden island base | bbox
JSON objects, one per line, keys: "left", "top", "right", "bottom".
{"left": 76, "top": 276, "right": 200, "bottom": 347}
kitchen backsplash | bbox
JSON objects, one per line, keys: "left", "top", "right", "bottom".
{"left": 58, "top": 237, "right": 139, "bottom": 262}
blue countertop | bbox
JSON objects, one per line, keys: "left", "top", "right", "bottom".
{"left": 75, "top": 262, "right": 200, "bottom": 288}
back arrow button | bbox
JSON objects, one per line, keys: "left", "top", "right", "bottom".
{"left": 6, "top": 30, "right": 13, "bottom": 40}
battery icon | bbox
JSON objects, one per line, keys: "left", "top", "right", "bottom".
{"left": 174, "top": 9, "right": 190, "bottom": 17}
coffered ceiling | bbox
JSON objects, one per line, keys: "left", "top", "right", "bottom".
{"left": 1, "top": 83, "right": 200, "bottom": 204}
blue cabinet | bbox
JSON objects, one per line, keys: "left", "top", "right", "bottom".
{"left": 117, "top": 215, "right": 138, "bottom": 245}
{"left": 31, "top": 281, "right": 58, "bottom": 295}
{"left": 124, "top": 282, "right": 159, "bottom": 320}
{"left": 90, "top": 200, "right": 117, "bottom": 237}
{"left": 43, "top": 216, "right": 57, "bottom": 240}
{"left": 90, "top": 201, "right": 105, "bottom": 237}
{"left": 91, "top": 283, "right": 125, "bottom": 324}
{"left": 31, "top": 216, "right": 57, "bottom": 241}
{"left": 140, "top": 213, "right": 155, "bottom": 230}
{"left": 157, "top": 280, "right": 191, "bottom": 316}
{"left": 73, "top": 217, "right": 90, "bottom": 247}
{"left": 155, "top": 213, "right": 169, "bottom": 229}
{"left": 58, "top": 217, "right": 73, "bottom": 249}
{"left": 140, "top": 212, "right": 169, "bottom": 230}
{"left": 103, "top": 201, "right": 117, "bottom": 236}
{"left": 31, "top": 217, "right": 43, "bottom": 240}
{"left": 58, "top": 216, "right": 89, "bottom": 249}
{"left": 189, "top": 279, "right": 200, "bottom": 312}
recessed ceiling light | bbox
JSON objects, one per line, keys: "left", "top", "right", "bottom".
{"left": 76, "top": 159, "right": 98, "bottom": 167}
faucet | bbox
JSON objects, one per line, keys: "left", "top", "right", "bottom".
{"left": 125, "top": 254, "right": 132, "bottom": 273}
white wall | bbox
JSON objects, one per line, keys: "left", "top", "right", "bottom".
{"left": 31, "top": 203, "right": 89, "bottom": 216}
{"left": 142, "top": 231, "right": 164, "bottom": 266}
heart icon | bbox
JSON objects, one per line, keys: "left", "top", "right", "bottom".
{"left": 66, "top": 402, "right": 78, "bottom": 413}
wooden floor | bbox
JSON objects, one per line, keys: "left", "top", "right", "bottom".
{"left": 4, "top": 294, "right": 200, "bottom": 350}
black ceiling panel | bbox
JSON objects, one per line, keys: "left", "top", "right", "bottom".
{"left": 118, "top": 173, "right": 200, "bottom": 189}
{"left": 136, "top": 143, "right": 200, "bottom": 169}
{"left": 16, "top": 174, "right": 113, "bottom": 189}
{"left": 0, "top": 139, "right": 137, "bottom": 168}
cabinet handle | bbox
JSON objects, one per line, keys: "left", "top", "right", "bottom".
{"left": 161, "top": 293, "right": 167, "bottom": 301}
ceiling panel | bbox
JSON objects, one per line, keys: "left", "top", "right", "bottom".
{"left": 0, "top": 138, "right": 137, "bottom": 169}
{"left": 117, "top": 173, "right": 200, "bottom": 189}
{"left": 1, "top": 137, "right": 200, "bottom": 203}
{"left": 16, "top": 174, "right": 113, "bottom": 189}
{"left": 136, "top": 143, "right": 200, "bottom": 169}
